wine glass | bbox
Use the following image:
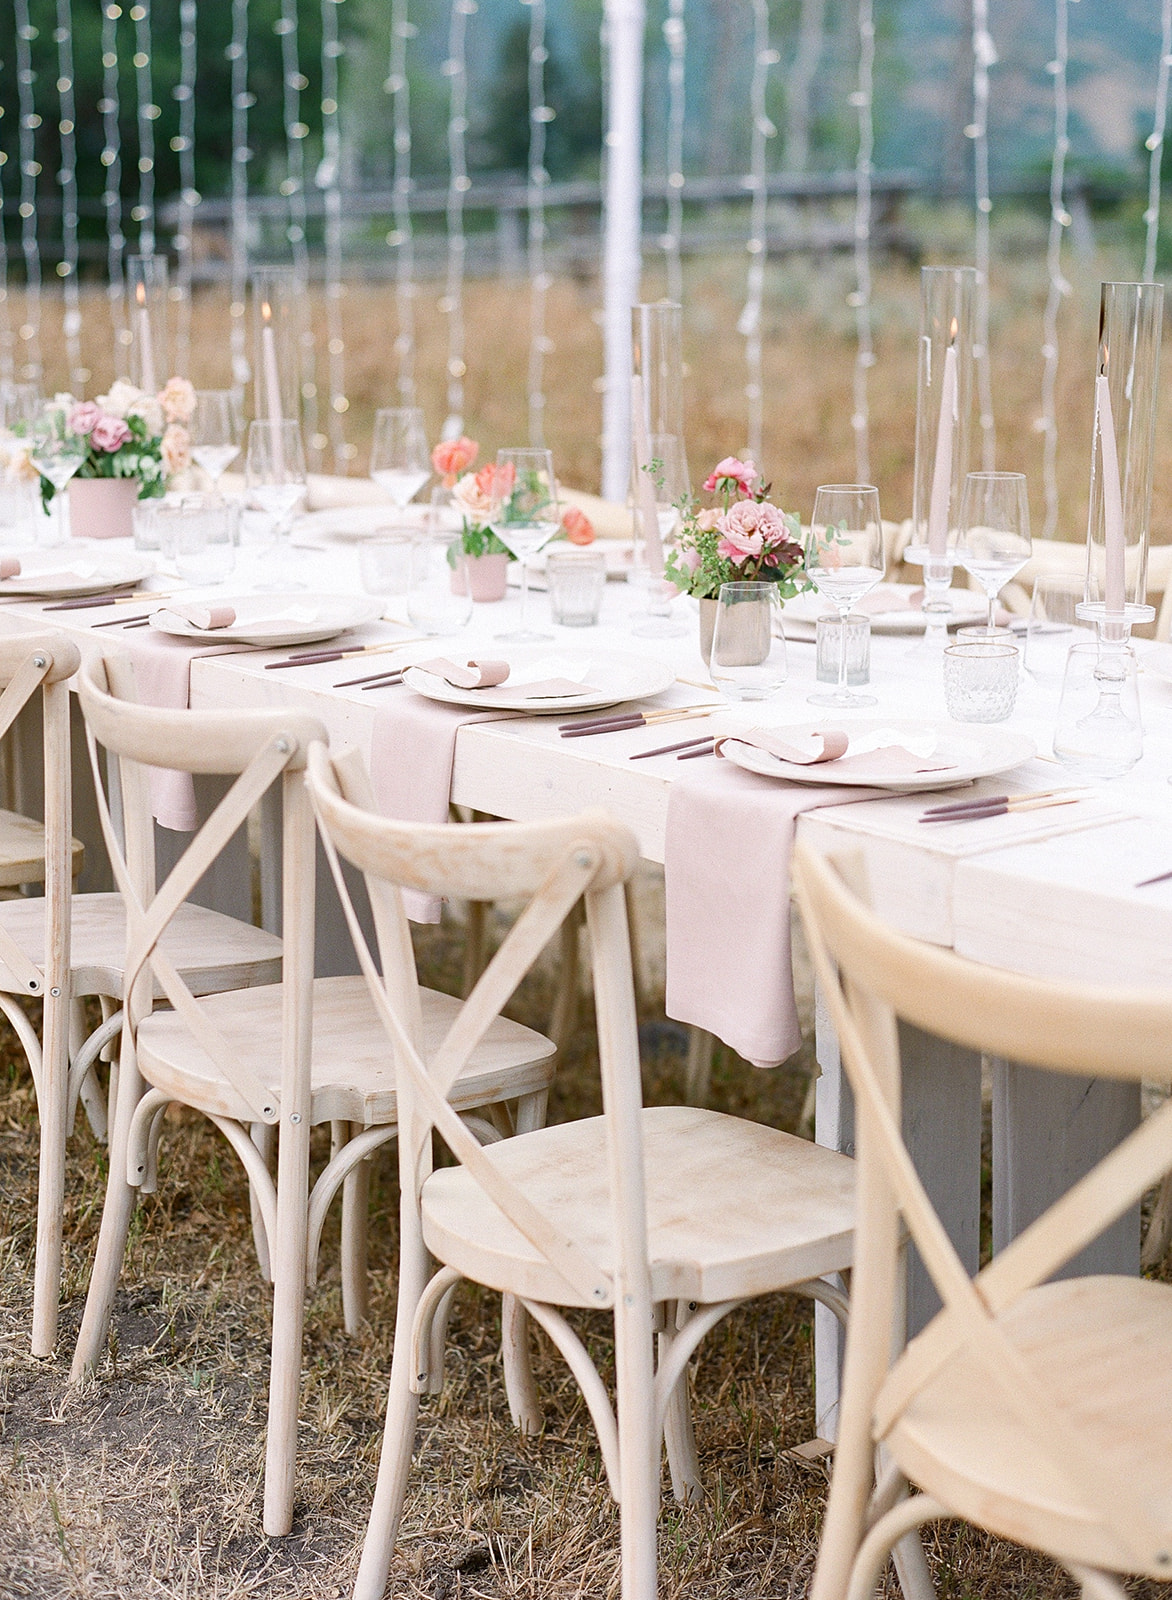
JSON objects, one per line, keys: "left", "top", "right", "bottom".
{"left": 489, "top": 447, "right": 560, "bottom": 644}
{"left": 28, "top": 411, "right": 87, "bottom": 548}
{"left": 805, "top": 483, "right": 885, "bottom": 708}
{"left": 370, "top": 407, "right": 431, "bottom": 511}
{"left": 631, "top": 432, "right": 688, "bottom": 639}
{"left": 190, "top": 390, "right": 242, "bottom": 488}
{"left": 952, "top": 471, "right": 1031, "bottom": 637}
{"left": 245, "top": 418, "right": 308, "bottom": 587}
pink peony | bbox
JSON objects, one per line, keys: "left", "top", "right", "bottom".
{"left": 432, "top": 435, "right": 478, "bottom": 487}
{"left": 161, "top": 423, "right": 192, "bottom": 475}
{"left": 67, "top": 401, "right": 103, "bottom": 436}
{"left": 703, "top": 456, "right": 757, "bottom": 495}
{"left": 159, "top": 376, "right": 196, "bottom": 425}
{"left": 561, "top": 506, "right": 595, "bottom": 545}
{"left": 90, "top": 415, "right": 131, "bottom": 453}
{"left": 716, "top": 498, "right": 792, "bottom": 563}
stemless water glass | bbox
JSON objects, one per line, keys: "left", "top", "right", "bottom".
{"left": 710, "top": 582, "right": 787, "bottom": 700}
{"left": 171, "top": 495, "right": 236, "bottom": 586}
{"left": 370, "top": 407, "right": 431, "bottom": 510}
{"left": 406, "top": 531, "right": 474, "bottom": 635}
{"left": 28, "top": 411, "right": 87, "bottom": 548}
{"left": 245, "top": 418, "right": 308, "bottom": 585}
{"left": 1053, "top": 643, "right": 1143, "bottom": 779}
{"left": 490, "top": 447, "right": 561, "bottom": 643}
{"left": 805, "top": 483, "right": 885, "bottom": 708}
{"left": 952, "top": 471, "right": 1031, "bottom": 636}
{"left": 190, "top": 390, "right": 242, "bottom": 488}
{"left": 547, "top": 547, "right": 607, "bottom": 627}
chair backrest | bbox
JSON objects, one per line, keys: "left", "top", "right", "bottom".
{"left": 0, "top": 632, "right": 80, "bottom": 1002}
{"left": 77, "top": 653, "right": 328, "bottom": 1127}
{"left": 306, "top": 740, "right": 643, "bottom": 1312}
{"left": 792, "top": 841, "right": 1172, "bottom": 1570}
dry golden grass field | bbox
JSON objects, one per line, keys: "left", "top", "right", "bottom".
{"left": 2, "top": 231, "right": 1171, "bottom": 1597}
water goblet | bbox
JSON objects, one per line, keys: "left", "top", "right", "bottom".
{"left": 370, "top": 407, "right": 431, "bottom": 511}
{"left": 952, "top": 471, "right": 1031, "bottom": 637}
{"left": 245, "top": 418, "right": 308, "bottom": 587}
{"left": 489, "top": 447, "right": 560, "bottom": 644}
{"left": 805, "top": 484, "right": 885, "bottom": 708}
{"left": 28, "top": 412, "right": 87, "bottom": 548}
{"left": 190, "top": 390, "right": 242, "bottom": 488}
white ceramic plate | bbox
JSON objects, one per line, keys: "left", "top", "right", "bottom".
{"left": 781, "top": 583, "right": 988, "bottom": 638}
{"left": 148, "top": 593, "right": 383, "bottom": 648}
{"left": 402, "top": 645, "right": 675, "bottom": 714}
{"left": 719, "top": 719, "right": 1035, "bottom": 793}
{"left": 0, "top": 548, "right": 156, "bottom": 599}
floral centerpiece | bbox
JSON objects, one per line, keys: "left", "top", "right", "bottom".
{"left": 664, "top": 455, "right": 807, "bottom": 599}
{"left": 36, "top": 377, "right": 195, "bottom": 510}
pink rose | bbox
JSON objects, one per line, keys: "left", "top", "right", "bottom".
{"left": 432, "top": 435, "right": 478, "bottom": 487}
{"left": 90, "top": 415, "right": 131, "bottom": 453}
{"left": 561, "top": 506, "right": 595, "bottom": 545}
{"left": 161, "top": 423, "right": 191, "bottom": 475}
{"left": 716, "top": 499, "right": 791, "bottom": 563}
{"left": 67, "top": 401, "right": 102, "bottom": 436}
{"left": 703, "top": 456, "right": 757, "bottom": 495}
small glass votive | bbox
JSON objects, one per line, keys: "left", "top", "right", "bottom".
{"left": 359, "top": 532, "right": 413, "bottom": 598}
{"left": 1053, "top": 642, "right": 1142, "bottom": 779}
{"left": 943, "top": 641, "right": 1019, "bottom": 723}
{"left": 132, "top": 498, "right": 162, "bottom": 551}
{"left": 547, "top": 547, "right": 606, "bottom": 627}
{"left": 955, "top": 624, "right": 1017, "bottom": 645}
{"left": 172, "top": 495, "right": 236, "bottom": 585}
{"left": 816, "top": 613, "right": 870, "bottom": 686}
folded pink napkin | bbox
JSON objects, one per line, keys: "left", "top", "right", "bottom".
{"left": 715, "top": 726, "right": 956, "bottom": 778}
{"left": 665, "top": 762, "right": 881, "bottom": 1068}
{"left": 160, "top": 602, "right": 237, "bottom": 631}
{"left": 412, "top": 656, "right": 590, "bottom": 701}
{"left": 0, "top": 559, "right": 20, "bottom": 580}
{"left": 370, "top": 694, "right": 519, "bottom": 922}
{"left": 119, "top": 630, "right": 243, "bottom": 831}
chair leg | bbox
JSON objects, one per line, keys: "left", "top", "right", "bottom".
{"left": 69, "top": 1036, "right": 143, "bottom": 1380}
{"left": 263, "top": 1110, "right": 312, "bottom": 1537}
{"left": 461, "top": 900, "right": 490, "bottom": 997}
{"left": 500, "top": 1088, "right": 547, "bottom": 1435}
{"left": 341, "top": 1122, "right": 371, "bottom": 1334}
{"left": 250, "top": 1120, "right": 276, "bottom": 1282}
{"left": 1142, "top": 1170, "right": 1172, "bottom": 1269}
{"left": 31, "top": 987, "right": 70, "bottom": 1357}
{"left": 658, "top": 1311, "right": 702, "bottom": 1505}
{"left": 684, "top": 1028, "right": 714, "bottom": 1107}
{"left": 612, "top": 1292, "right": 660, "bottom": 1600}
{"left": 844, "top": 1495, "right": 946, "bottom": 1600}
{"left": 549, "top": 901, "right": 582, "bottom": 1055}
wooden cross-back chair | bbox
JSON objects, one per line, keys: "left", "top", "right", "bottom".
{"left": 793, "top": 842, "right": 1172, "bottom": 1600}
{"left": 70, "top": 655, "right": 558, "bottom": 1538}
{"left": 307, "top": 743, "right": 857, "bottom": 1600}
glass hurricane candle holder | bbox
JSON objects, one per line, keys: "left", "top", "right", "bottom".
{"left": 127, "top": 254, "right": 170, "bottom": 395}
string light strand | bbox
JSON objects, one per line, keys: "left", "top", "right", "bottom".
{"left": 1143, "top": 0, "right": 1172, "bottom": 282}
{"left": 527, "top": 0, "right": 550, "bottom": 446}
{"left": 1039, "top": 0, "right": 1070, "bottom": 541}
{"left": 0, "top": 82, "right": 12, "bottom": 387}
{"left": 738, "top": 0, "right": 776, "bottom": 466}
{"left": 53, "top": 0, "right": 84, "bottom": 389}
{"left": 277, "top": 0, "right": 320, "bottom": 462}
{"left": 319, "top": 0, "right": 350, "bottom": 469}
{"left": 132, "top": 0, "right": 157, "bottom": 256}
{"left": 13, "top": 0, "right": 43, "bottom": 385}
{"left": 173, "top": 0, "right": 198, "bottom": 372}
{"left": 99, "top": 0, "right": 128, "bottom": 366}
{"left": 228, "top": 0, "right": 251, "bottom": 392}
{"left": 661, "top": 0, "right": 686, "bottom": 305}
{"left": 849, "top": 0, "right": 875, "bottom": 483}
{"left": 969, "top": 0, "right": 996, "bottom": 468}
{"left": 385, "top": 0, "right": 417, "bottom": 403}
{"left": 441, "top": 0, "right": 474, "bottom": 438}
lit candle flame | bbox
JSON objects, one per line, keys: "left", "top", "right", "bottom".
{"left": 261, "top": 300, "right": 272, "bottom": 325}
{"left": 135, "top": 281, "right": 146, "bottom": 308}
{"left": 949, "top": 316, "right": 958, "bottom": 344}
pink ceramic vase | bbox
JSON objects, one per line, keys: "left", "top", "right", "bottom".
{"left": 67, "top": 477, "right": 139, "bottom": 540}
{"left": 450, "top": 551, "right": 509, "bottom": 602}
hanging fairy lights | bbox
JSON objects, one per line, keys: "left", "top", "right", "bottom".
{"left": 172, "top": 0, "right": 198, "bottom": 373}
{"left": 1142, "top": 0, "right": 1172, "bottom": 281}
{"left": 99, "top": 0, "right": 129, "bottom": 366}
{"left": 738, "top": 0, "right": 777, "bottom": 467}
{"left": 131, "top": 0, "right": 158, "bottom": 257}
{"left": 441, "top": 0, "right": 474, "bottom": 438}
{"left": 385, "top": 0, "right": 417, "bottom": 404}
{"left": 319, "top": 0, "right": 351, "bottom": 469}
{"left": 526, "top": 0, "right": 552, "bottom": 446}
{"left": 969, "top": 0, "right": 996, "bottom": 469}
{"left": 277, "top": 0, "right": 321, "bottom": 462}
{"left": 54, "top": 0, "right": 85, "bottom": 390}
{"left": 228, "top": 0, "right": 251, "bottom": 393}
{"left": 660, "top": 0, "right": 686, "bottom": 306}
{"left": 1039, "top": 0, "right": 1070, "bottom": 540}
{"left": 13, "top": 0, "right": 43, "bottom": 385}
{"left": 849, "top": 0, "right": 875, "bottom": 484}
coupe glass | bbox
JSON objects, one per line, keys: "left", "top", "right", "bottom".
{"left": 28, "top": 412, "right": 87, "bottom": 548}
{"left": 805, "top": 483, "right": 885, "bottom": 708}
{"left": 952, "top": 471, "right": 1031, "bottom": 637}
{"left": 190, "top": 390, "right": 242, "bottom": 487}
{"left": 245, "top": 418, "right": 308, "bottom": 586}
{"left": 489, "top": 447, "right": 560, "bottom": 643}
{"left": 631, "top": 431, "right": 688, "bottom": 639}
{"left": 370, "top": 407, "right": 431, "bottom": 510}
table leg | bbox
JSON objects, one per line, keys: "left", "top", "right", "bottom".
{"left": 991, "top": 1062, "right": 1140, "bottom": 1275}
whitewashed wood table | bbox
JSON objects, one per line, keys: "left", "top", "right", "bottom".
{"left": 5, "top": 535, "right": 1172, "bottom": 1438}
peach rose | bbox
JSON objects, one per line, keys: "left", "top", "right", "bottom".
{"left": 432, "top": 435, "right": 478, "bottom": 487}
{"left": 562, "top": 506, "right": 595, "bottom": 545}
{"left": 161, "top": 423, "right": 192, "bottom": 475}
{"left": 159, "top": 376, "right": 196, "bottom": 425}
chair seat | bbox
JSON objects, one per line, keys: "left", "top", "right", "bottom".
{"left": 422, "top": 1104, "right": 855, "bottom": 1309}
{"left": 0, "top": 891, "right": 283, "bottom": 998}
{"left": 136, "top": 974, "right": 557, "bottom": 1126}
{"left": 0, "top": 807, "right": 84, "bottom": 890}
{"left": 885, "top": 1275, "right": 1172, "bottom": 1577}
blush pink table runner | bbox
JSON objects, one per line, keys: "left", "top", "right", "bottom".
{"left": 664, "top": 761, "right": 880, "bottom": 1068}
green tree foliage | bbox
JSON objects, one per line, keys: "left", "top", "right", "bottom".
{"left": 474, "top": 14, "right": 601, "bottom": 179}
